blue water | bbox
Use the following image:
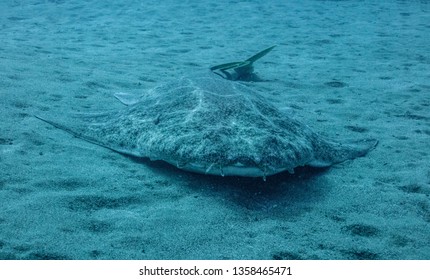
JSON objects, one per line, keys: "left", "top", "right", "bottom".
{"left": 0, "top": 0, "right": 429, "bottom": 260}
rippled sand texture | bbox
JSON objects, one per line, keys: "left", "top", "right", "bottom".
{"left": 0, "top": 0, "right": 429, "bottom": 259}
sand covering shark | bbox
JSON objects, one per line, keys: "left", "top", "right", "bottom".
{"left": 36, "top": 46, "right": 377, "bottom": 179}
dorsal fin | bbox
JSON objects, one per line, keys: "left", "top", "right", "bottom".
{"left": 209, "top": 45, "right": 276, "bottom": 81}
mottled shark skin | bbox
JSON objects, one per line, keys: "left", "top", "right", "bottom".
{"left": 36, "top": 73, "right": 377, "bottom": 179}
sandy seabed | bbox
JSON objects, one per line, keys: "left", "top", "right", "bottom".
{"left": 0, "top": 0, "right": 429, "bottom": 259}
